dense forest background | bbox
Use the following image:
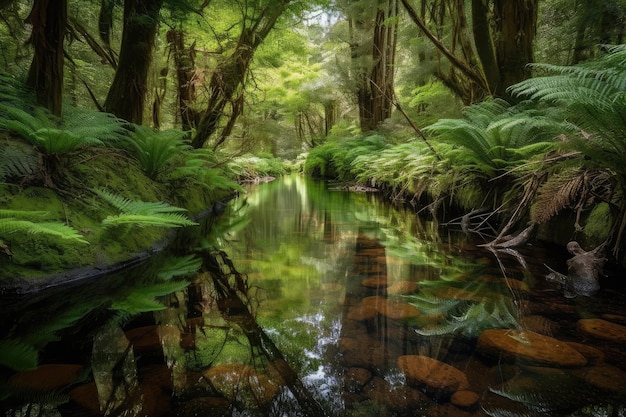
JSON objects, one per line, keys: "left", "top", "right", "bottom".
{"left": 1, "top": 0, "right": 626, "bottom": 274}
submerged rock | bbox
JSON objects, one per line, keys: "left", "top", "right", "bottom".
{"left": 10, "top": 364, "right": 85, "bottom": 391}
{"left": 546, "top": 241, "right": 606, "bottom": 298}
{"left": 397, "top": 355, "right": 470, "bottom": 394}
{"left": 577, "top": 318, "right": 626, "bottom": 343}
{"left": 477, "top": 329, "right": 587, "bottom": 367}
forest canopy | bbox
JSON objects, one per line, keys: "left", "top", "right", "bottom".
{"left": 1, "top": 0, "right": 626, "bottom": 268}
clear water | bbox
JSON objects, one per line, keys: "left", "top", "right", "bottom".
{"left": 1, "top": 175, "right": 626, "bottom": 417}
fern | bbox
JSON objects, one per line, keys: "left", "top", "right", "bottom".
{"left": 92, "top": 188, "right": 197, "bottom": 229}
{"left": 0, "top": 339, "right": 38, "bottom": 371}
{"left": 424, "top": 99, "right": 561, "bottom": 178}
{"left": 124, "top": 126, "right": 190, "bottom": 179}
{"left": 0, "top": 210, "right": 88, "bottom": 244}
{"left": 0, "top": 142, "right": 40, "bottom": 181}
{"left": 156, "top": 255, "right": 202, "bottom": 280}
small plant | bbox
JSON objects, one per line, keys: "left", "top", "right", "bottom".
{"left": 0, "top": 209, "right": 89, "bottom": 257}
{"left": 92, "top": 188, "right": 198, "bottom": 229}
{"left": 123, "top": 126, "right": 190, "bottom": 179}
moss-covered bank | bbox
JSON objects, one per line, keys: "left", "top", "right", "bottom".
{"left": 0, "top": 140, "right": 235, "bottom": 286}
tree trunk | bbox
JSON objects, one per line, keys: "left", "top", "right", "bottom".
{"left": 191, "top": 2, "right": 287, "bottom": 149}
{"left": 103, "top": 0, "right": 163, "bottom": 124}
{"left": 369, "top": 0, "right": 398, "bottom": 128}
{"left": 167, "top": 28, "right": 198, "bottom": 132}
{"left": 471, "top": 0, "right": 499, "bottom": 95}
{"left": 493, "top": 0, "right": 538, "bottom": 97}
{"left": 350, "top": 0, "right": 398, "bottom": 132}
{"left": 25, "top": 0, "right": 66, "bottom": 117}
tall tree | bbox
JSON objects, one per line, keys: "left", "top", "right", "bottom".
{"left": 402, "top": 0, "right": 538, "bottom": 101}
{"left": 492, "top": 0, "right": 538, "bottom": 96}
{"left": 347, "top": 0, "right": 399, "bottom": 132}
{"left": 191, "top": 0, "right": 291, "bottom": 149}
{"left": 103, "top": 0, "right": 164, "bottom": 124}
{"left": 25, "top": 0, "right": 67, "bottom": 117}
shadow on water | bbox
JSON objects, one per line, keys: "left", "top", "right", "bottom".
{"left": 1, "top": 174, "right": 626, "bottom": 417}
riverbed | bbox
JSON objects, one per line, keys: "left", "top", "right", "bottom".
{"left": 1, "top": 175, "right": 625, "bottom": 417}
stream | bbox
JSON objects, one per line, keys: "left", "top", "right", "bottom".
{"left": 1, "top": 174, "right": 626, "bottom": 417}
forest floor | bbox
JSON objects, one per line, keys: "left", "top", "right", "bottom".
{"left": 0, "top": 135, "right": 232, "bottom": 290}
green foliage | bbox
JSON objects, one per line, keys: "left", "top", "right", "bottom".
{"left": 0, "top": 103, "right": 127, "bottom": 156}
{"left": 124, "top": 126, "right": 190, "bottom": 179}
{"left": 510, "top": 45, "right": 626, "bottom": 181}
{"left": 0, "top": 209, "right": 89, "bottom": 245}
{"left": 583, "top": 202, "right": 613, "bottom": 243}
{"left": 92, "top": 188, "right": 198, "bottom": 229}
{"left": 227, "top": 154, "right": 287, "bottom": 182}
{"left": 0, "top": 339, "right": 38, "bottom": 371}
{"left": 424, "top": 99, "right": 561, "bottom": 178}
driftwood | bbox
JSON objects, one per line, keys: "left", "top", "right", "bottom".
{"left": 545, "top": 241, "right": 606, "bottom": 298}
{"left": 479, "top": 223, "right": 535, "bottom": 249}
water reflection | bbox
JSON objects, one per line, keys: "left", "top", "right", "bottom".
{"left": 1, "top": 175, "right": 626, "bottom": 417}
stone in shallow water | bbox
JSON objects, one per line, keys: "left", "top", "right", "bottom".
{"left": 203, "top": 362, "right": 281, "bottom": 404}
{"left": 477, "top": 329, "right": 587, "bottom": 368}
{"left": 360, "top": 276, "right": 388, "bottom": 288}
{"left": 10, "top": 364, "right": 85, "bottom": 391}
{"left": 344, "top": 367, "right": 372, "bottom": 392}
{"left": 397, "top": 355, "right": 470, "bottom": 394}
{"left": 573, "top": 363, "right": 626, "bottom": 394}
{"left": 450, "top": 390, "right": 480, "bottom": 410}
{"left": 518, "top": 315, "right": 559, "bottom": 336}
{"left": 386, "top": 280, "right": 419, "bottom": 295}
{"left": 577, "top": 318, "right": 626, "bottom": 343}
{"left": 363, "top": 376, "right": 430, "bottom": 410}
{"left": 566, "top": 341, "right": 605, "bottom": 365}
{"left": 381, "top": 299, "right": 420, "bottom": 320}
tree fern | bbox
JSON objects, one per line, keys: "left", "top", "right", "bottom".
{"left": 92, "top": 188, "right": 197, "bottom": 229}
{"left": 509, "top": 45, "right": 626, "bottom": 254}
{"left": 425, "top": 99, "right": 561, "bottom": 178}
{"left": 123, "top": 126, "right": 190, "bottom": 179}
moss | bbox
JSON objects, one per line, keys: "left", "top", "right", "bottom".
{"left": 583, "top": 202, "right": 612, "bottom": 246}
{"left": 0, "top": 142, "right": 229, "bottom": 282}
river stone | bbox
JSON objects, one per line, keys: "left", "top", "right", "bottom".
{"left": 346, "top": 296, "right": 385, "bottom": 321}
{"left": 203, "top": 363, "right": 281, "bottom": 404}
{"left": 381, "top": 299, "right": 420, "bottom": 320}
{"left": 363, "top": 376, "right": 430, "bottom": 410}
{"left": 573, "top": 363, "right": 626, "bottom": 394}
{"left": 10, "top": 364, "right": 85, "bottom": 391}
{"left": 397, "top": 355, "right": 470, "bottom": 394}
{"left": 361, "top": 276, "right": 389, "bottom": 288}
{"left": 518, "top": 315, "right": 559, "bottom": 336}
{"left": 68, "top": 382, "right": 100, "bottom": 414}
{"left": 450, "top": 390, "right": 480, "bottom": 410}
{"left": 601, "top": 313, "right": 626, "bottom": 325}
{"left": 477, "top": 329, "right": 587, "bottom": 367}
{"left": 577, "top": 318, "right": 626, "bottom": 343}
{"left": 566, "top": 342, "right": 605, "bottom": 365}
{"left": 344, "top": 367, "right": 372, "bottom": 391}
{"left": 387, "top": 280, "right": 419, "bottom": 295}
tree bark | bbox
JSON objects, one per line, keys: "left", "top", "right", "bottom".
{"left": 25, "top": 0, "right": 67, "bottom": 117}
{"left": 471, "top": 0, "right": 499, "bottom": 95}
{"left": 167, "top": 28, "right": 198, "bottom": 132}
{"left": 103, "top": 0, "right": 163, "bottom": 124}
{"left": 191, "top": 2, "right": 288, "bottom": 149}
{"left": 493, "top": 0, "right": 538, "bottom": 97}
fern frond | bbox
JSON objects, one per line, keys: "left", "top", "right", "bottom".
{"left": 102, "top": 213, "right": 197, "bottom": 228}
{"left": 531, "top": 169, "right": 585, "bottom": 223}
{"left": 0, "top": 218, "right": 88, "bottom": 243}
{"left": 125, "top": 126, "right": 190, "bottom": 178}
{"left": 0, "top": 143, "right": 40, "bottom": 181}
{"left": 0, "top": 339, "right": 38, "bottom": 371}
{"left": 156, "top": 256, "right": 202, "bottom": 280}
{"left": 92, "top": 188, "right": 187, "bottom": 214}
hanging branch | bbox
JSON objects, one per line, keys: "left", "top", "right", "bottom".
{"left": 400, "top": 0, "right": 490, "bottom": 94}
